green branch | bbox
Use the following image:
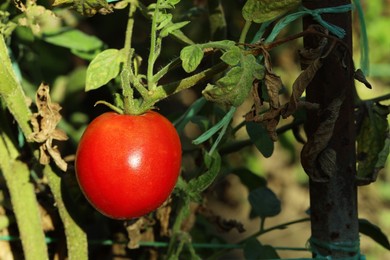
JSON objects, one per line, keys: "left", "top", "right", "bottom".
{"left": 43, "top": 166, "right": 88, "bottom": 260}
{"left": 147, "top": 0, "right": 161, "bottom": 91}
{"left": 0, "top": 121, "right": 48, "bottom": 260}
{"left": 0, "top": 34, "right": 87, "bottom": 259}
{"left": 0, "top": 35, "right": 32, "bottom": 137}
{"left": 152, "top": 62, "right": 228, "bottom": 101}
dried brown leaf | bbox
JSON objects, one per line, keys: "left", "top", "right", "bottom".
{"left": 125, "top": 217, "right": 155, "bottom": 249}
{"left": 301, "top": 95, "right": 344, "bottom": 182}
{"left": 126, "top": 218, "right": 144, "bottom": 249}
{"left": 156, "top": 200, "right": 172, "bottom": 237}
{"left": 265, "top": 116, "right": 280, "bottom": 141}
{"left": 28, "top": 83, "right": 68, "bottom": 171}
{"left": 46, "top": 139, "right": 67, "bottom": 172}
{"left": 299, "top": 37, "right": 327, "bottom": 69}
{"left": 282, "top": 58, "right": 322, "bottom": 118}
{"left": 264, "top": 72, "right": 282, "bottom": 109}
{"left": 262, "top": 48, "right": 282, "bottom": 109}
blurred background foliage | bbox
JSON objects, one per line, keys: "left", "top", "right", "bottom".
{"left": 0, "top": 0, "right": 389, "bottom": 259}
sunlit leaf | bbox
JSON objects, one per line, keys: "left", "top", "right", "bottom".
{"left": 160, "top": 21, "right": 190, "bottom": 38}
{"left": 20, "top": 5, "right": 62, "bottom": 37}
{"left": 85, "top": 49, "right": 124, "bottom": 91}
{"left": 53, "top": 0, "right": 112, "bottom": 17}
{"left": 220, "top": 46, "right": 241, "bottom": 66}
{"left": 202, "top": 54, "right": 263, "bottom": 107}
{"left": 42, "top": 28, "right": 103, "bottom": 54}
{"left": 242, "top": 0, "right": 301, "bottom": 23}
{"left": 180, "top": 45, "right": 204, "bottom": 73}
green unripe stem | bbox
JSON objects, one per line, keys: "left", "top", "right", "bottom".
{"left": 147, "top": 0, "right": 161, "bottom": 91}
{"left": 152, "top": 62, "right": 228, "bottom": 102}
{"left": 44, "top": 165, "right": 88, "bottom": 260}
{"left": 0, "top": 129, "right": 49, "bottom": 260}
{"left": 239, "top": 20, "right": 252, "bottom": 44}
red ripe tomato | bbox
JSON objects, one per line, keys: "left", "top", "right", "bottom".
{"left": 75, "top": 111, "right": 182, "bottom": 219}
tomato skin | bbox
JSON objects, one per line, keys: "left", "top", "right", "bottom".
{"left": 75, "top": 111, "right": 181, "bottom": 219}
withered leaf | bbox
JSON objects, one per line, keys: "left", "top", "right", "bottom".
{"left": 264, "top": 72, "right": 282, "bottom": 109}
{"left": 301, "top": 95, "right": 344, "bottom": 182}
{"left": 282, "top": 58, "right": 322, "bottom": 118}
{"left": 28, "top": 83, "right": 68, "bottom": 172}
{"left": 262, "top": 48, "right": 282, "bottom": 109}
{"left": 156, "top": 200, "right": 172, "bottom": 237}
{"left": 298, "top": 36, "right": 327, "bottom": 69}
{"left": 53, "top": 0, "right": 113, "bottom": 17}
{"left": 125, "top": 217, "right": 155, "bottom": 249}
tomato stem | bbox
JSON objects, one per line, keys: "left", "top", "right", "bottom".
{"left": 95, "top": 101, "right": 124, "bottom": 114}
{"left": 121, "top": 0, "right": 153, "bottom": 115}
{"left": 146, "top": 0, "right": 161, "bottom": 91}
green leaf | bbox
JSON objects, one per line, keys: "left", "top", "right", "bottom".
{"left": 53, "top": 0, "right": 112, "bottom": 17}
{"left": 42, "top": 28, "right": 103, "bottom": 55}
{"left": 188, "top": 152, "right": 221, "bottom": 199}
{"left": 246, "top": 121, "right": 274, "bottom": 158}
{"left": 242, "top": 0, "right": 301, "bottom": 23}
{"left": 357, "top": 103, "right": 389, "bottom": 184}
{"left": 249, "top": 187, "right": 281, "bottom": 218}
{"left": 180, "top": 45, "right": 204, "bottom": 73}
{"left": 156, "top": 14, "right": 172, "bottom": 30}
{"left": 202, "top": 54, "right": 262, "bottom": 107}
{"left": 244, "top": 238, "right": 280, "bottom": 259}
{"left": 85, "top": 49, "right": 124, "bottom": 91}
{"left": 220, "top": 46, "right": 242, "bottom": 66}
{"left": 20, "top": 5, "right": 62, "bottom": 37}
{"left": 160, "top": 21, "right": 190, "bottom": 38}
{"left": 359, "top": 218, "right": 390, "bottom": 250}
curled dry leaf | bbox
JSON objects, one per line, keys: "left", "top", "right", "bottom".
{"left": 244, "top": 46, "right": 283, "bottom": 141}
{"left": 156, "top": 199, "right": 172, "bottom": 237}
{"left": 245, "top": 26, "right": 330, "bottom": 142}
{"left": 282, "top": 36, "right": 328, "bottom": 118}
{"left": 301, "top": 95, "right": 344, "bottom": 182}
{"left": 282, "top": 58, "right": 322, "bottom": 118}
{"left": 28, "top": 83, "right": 68, "bottom": 171}
{"left": 125, "top": 217, "right": 155, "bottom": 249}
{"left": 262, "top": 47, "right": 282, "bottom": 110}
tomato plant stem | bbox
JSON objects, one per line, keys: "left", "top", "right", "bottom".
{"left": 44, "top": 165, "right": 88, "bottom": 260}
{"left": 0, "top": 123, "right": 49, "bottom": 260}
{"left": 0, "top": 36, "right": 33, "bottom": 137}
{"left": 123, "top": 0, "right": 137, "bottom": 68}
{"left": 147, "top": 0, "right": 161, "bottom": 91}
{"left": 153, "top": 62, "right": 228, "bottom": 101}
{"left": 239, "top": 20, "right": 252, "bottom": 43}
